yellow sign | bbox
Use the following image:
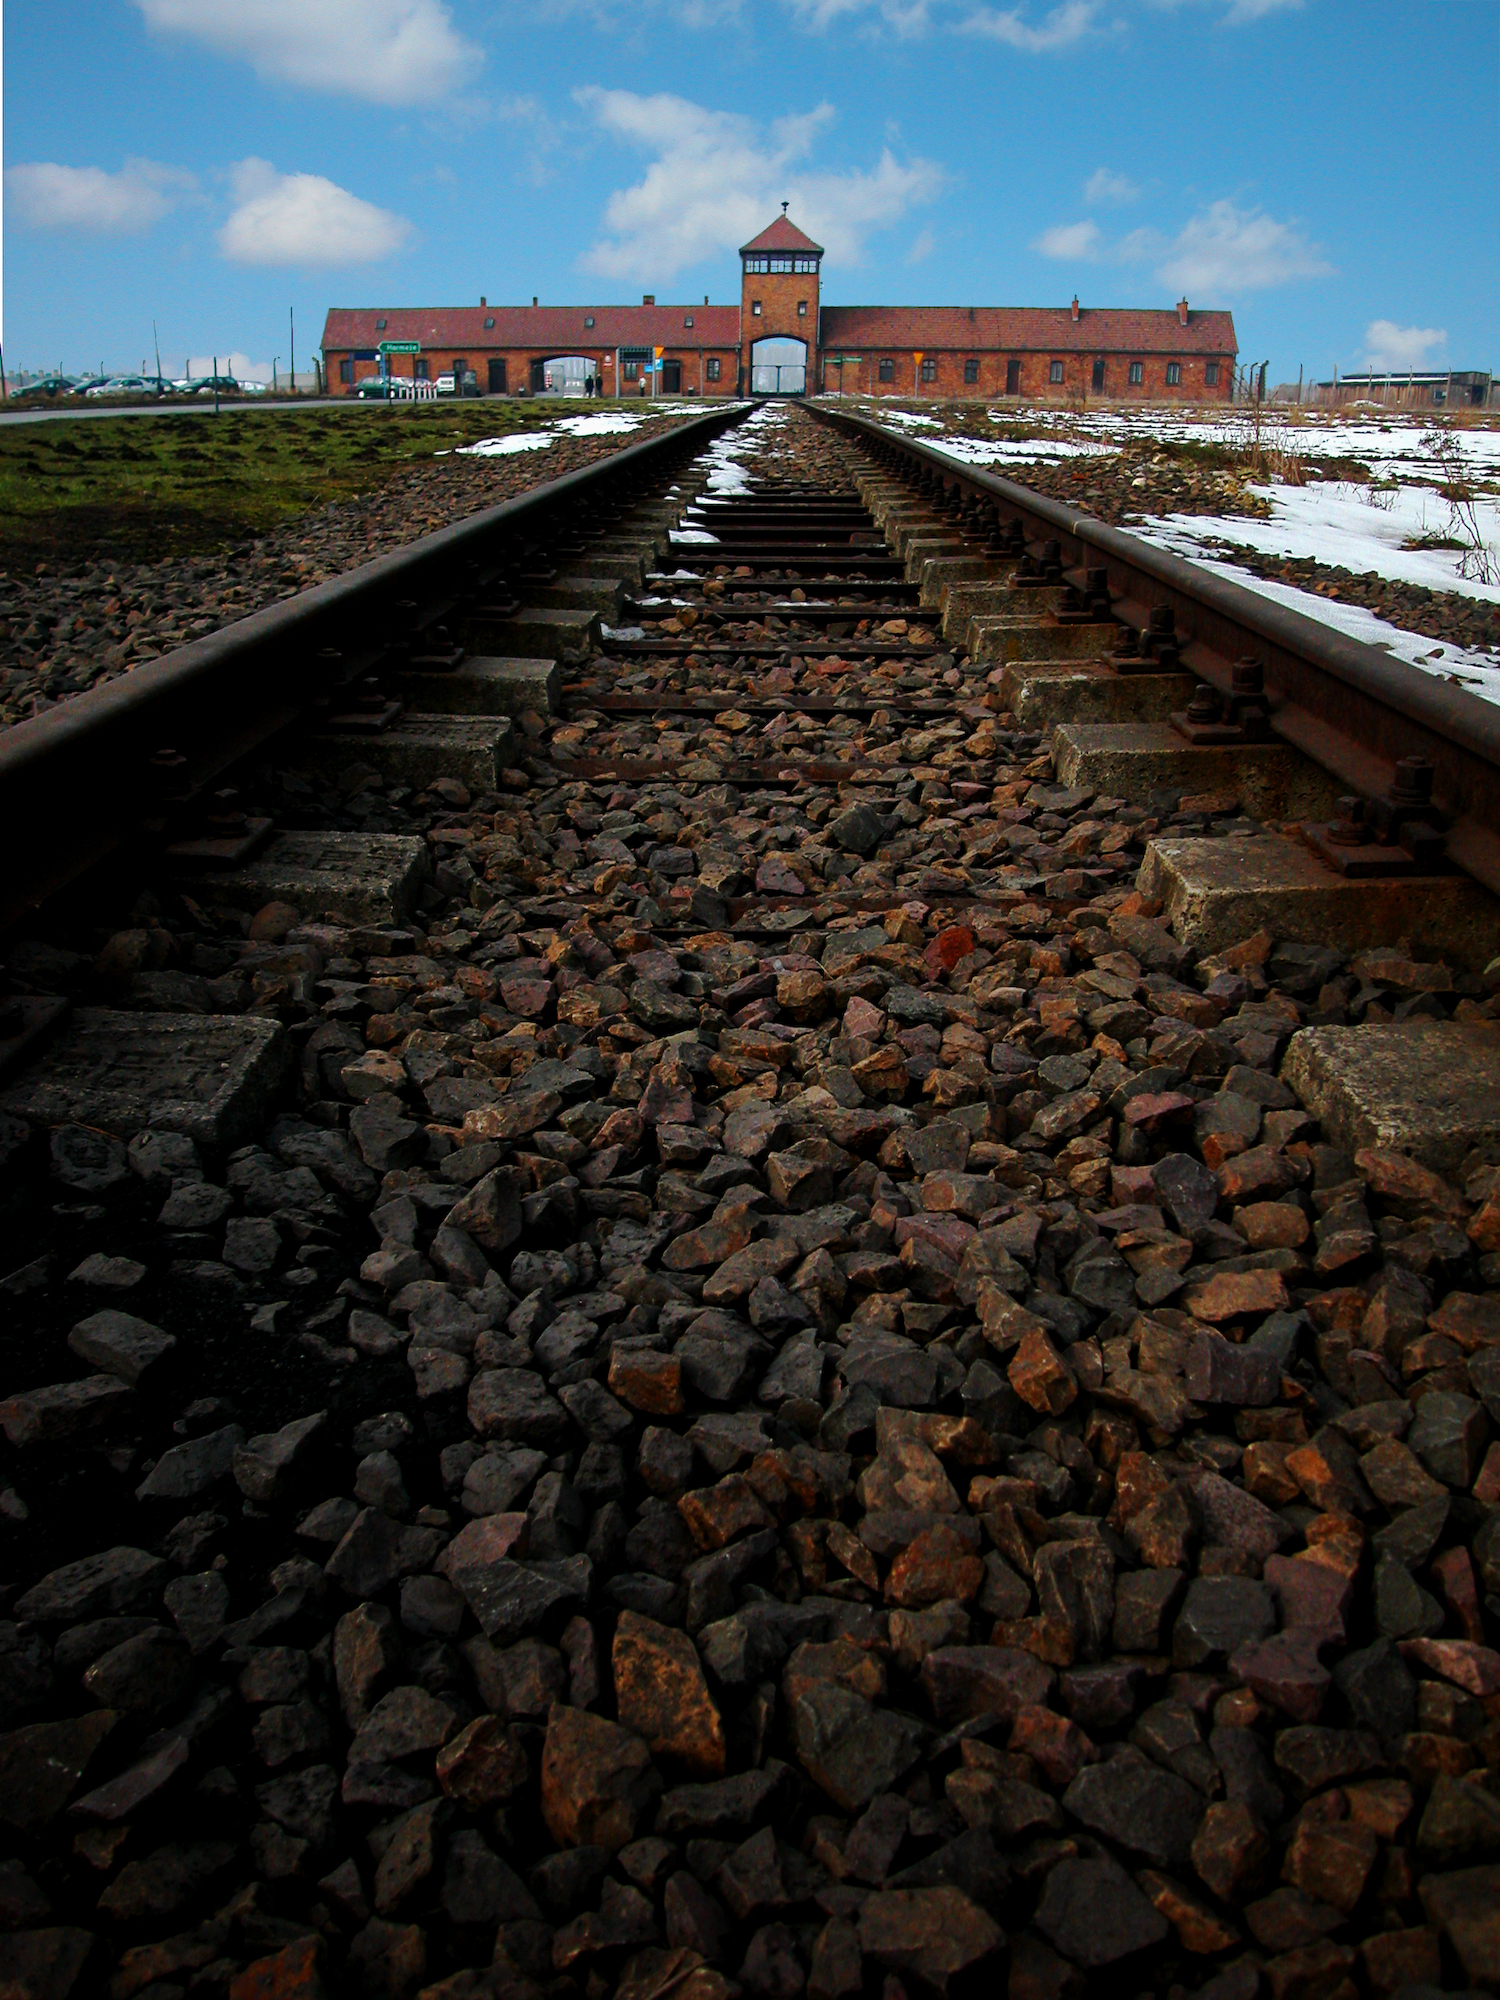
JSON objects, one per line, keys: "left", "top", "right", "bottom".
{"left": 654, "top": 346, "right": 664, "bottom": 358}
{"left": 913, "top": 351, "right": 924, "bottom": 362}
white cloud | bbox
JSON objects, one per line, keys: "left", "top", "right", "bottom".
{"left": 783, "top": 0, "right": 933, "bottom": 31}
{"left": 1364, "top": 320, "right": 1447, "bottom": 370}
{"left": 1222, "top": 0, "right": 1301, "bottom": 18}
{"left": 218, "top": 159, "right": 413, "bottom": 265}
{"left": 1083, "top": 166, "right": 1138, "bottom": 203}
{"left": 1154, "top": 200, "right": 1329, "bottom": 294}
{"left": 957, "top": 0, "right": 1097, "bottom": 48}
{"left": 907, "top": 226, "right": 936, "bottom": 263}
{"left": 575, "top": 89, "right": 944, "bottom": 279}
{"left": 1033, "top": 219, "right": 1102, "bottom": 259}
{"left": 135, "top": 0, "right": 478, "bottom": 105}
{"left": 5, "top": 158, "right": 195, "bottom": 233}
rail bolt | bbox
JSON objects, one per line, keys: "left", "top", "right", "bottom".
{"left": 1390, "top": 757, "right": 1435, "bottom": 810}
{"left": 149, "top": 748, "right": 193, "bottom": 802}
{"left": 1231, "top": 658, "right": 1264, "bottom": 696}
{"left": 1186, "top": 683, "right": 1224, "bottom": 724}
{"left": 1326, "top": 796, "right": 1367, "bottom": 845}
{"left": 1148, "top": 605, "right": 1176, "bottom": 636}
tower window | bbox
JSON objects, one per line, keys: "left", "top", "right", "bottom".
{"left": 744, "top": 256, "right": 769, "bottom": 273}
{"left": 793, "top": 256, "right": 818, "bottom": 273}
{"left": 752, "top": 300, "right": 762, "bottom": 316}
{"left": 1049, "top": 360, "right": 1064, "bottom": 384}
{"left": 1166, "top": 362, "right": 1181, "bottom": 385}
{"left": 797, "top": 300, "right": 807, "bottom": 316}
{"left": 769, "top": 254, "right": 793, "bottom": 272}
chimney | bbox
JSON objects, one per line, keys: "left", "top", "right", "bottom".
{"left": 643, "top": 293, "right": 655, "bottom": 306}
{"left": 480, "top": 295, "right": 486, "bottom": 307}
{"left": 704, "top": 295, "right": 709, "bottom": 306}
{"left": 532, "top": 296, "right": 538, "bottom": 307}
{"left": 1177, "top": 297, "right": 1189, "bottom": 326}
{"left": 1070, "top": 295, "right": 1080, "bottom": 322}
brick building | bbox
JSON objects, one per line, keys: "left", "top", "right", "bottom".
{"left": 320, "top": 208, "right": 1237, "bottom": 402}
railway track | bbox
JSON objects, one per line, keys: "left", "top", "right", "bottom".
{"left": 2, "top": 397, "right": 1500, "bottom": 2000}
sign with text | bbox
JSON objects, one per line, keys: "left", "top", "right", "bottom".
{"left": 378, "top": 341, "right": 420, "bottom": 355}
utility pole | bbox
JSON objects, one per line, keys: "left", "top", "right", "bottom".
{"left": 290, "top": 306, "right": 295, "bottom": 396}
{"left": 213, "top": 355, "right": 220, "bottom": 418}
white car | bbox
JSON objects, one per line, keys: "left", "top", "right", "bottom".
{"left": 84, "top": 375, "right": 155, "bottom": 398}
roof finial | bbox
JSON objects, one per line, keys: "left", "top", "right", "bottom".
{"left": 781, "top": 201, "right": 789, "bottom": 215}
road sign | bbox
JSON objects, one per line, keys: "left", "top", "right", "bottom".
{"left": 378, "top": 340, "right": 420, "bottom": 355}
{"left": 913, "top": 351, "right": 924, "bottom": 362}
{"left": 654, "top": 346, "right": 664, "bottom": 359}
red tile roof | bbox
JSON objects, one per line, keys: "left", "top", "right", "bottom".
{"left": 739, "top": 215, "right": 825, "bottom": 256}
{"left": 818, "top": 304, "right": 1237, "bottom": 357}
{"left": 320, "top": 304, "right": 741, "bottom": 353}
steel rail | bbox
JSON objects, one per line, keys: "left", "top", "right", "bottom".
{"left": 0, "top": 403, "right": 746, "bottom": 932}
{"left": 811, "top": 402, "right": 1500, "bottom": 898}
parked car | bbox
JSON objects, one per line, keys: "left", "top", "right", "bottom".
{"left": 179, "top": 375, "right": 241, "bottom": 397}
{"left": 356, "top": 376, "right": 397, "bottom": 399}
{"left": 84, "top": 375, "right": 157, "bottom": 398}
{"left": 436, "top": 369, "right": 478, "bottom": 397}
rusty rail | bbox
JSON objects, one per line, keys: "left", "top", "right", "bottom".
{"left": 0, "top": 404, "right": 746, "bottom": 932}
{"left": 811, "top": 401, "right": 1500, "bottom": 899}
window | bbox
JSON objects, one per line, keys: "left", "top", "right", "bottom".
{"left": 1049, "top": 360, "right": 1065, "bottom": 384}
{"left": 920, "top": 358, "right": 938, "bottom": 383}
{"left": 752, "top": 300, "right": 762, "bottom": 316}
{"left": 483, "top": 316, "right": 495, "bottom": 330}
{"left": 744, "top": 256, "right": 769, "bottom": 273}
{"left": 414, "top": 359, "right": 429, "bottom": 380}
{"left": 584, "top": 315, "right": 595, "bottom": 328}
{"left": 797, "top": 300, "right": 807, "bottom": 317}
{"left": 1166, "top": 362, "right": 1181, "bottom": 386}
{"left": 623, "top": 359, "right": 640, "bottom": 381}
{"left": 769, "top": 254, "right": 794, "bottom": 272}
{"left": 1205, "top": 361, "right": 1219, "bottom": 386}
{"left": 1129, "top": 360, "right": 1144, "bottom": 385}
{"left": 793, "top": 256, "right": 818, "bottom": 273}
{"left": 684, "top": 315, "right": 694, "bottom": 328}
{"left": 1005, "top": 359, "right": 1020, "bottom": 394}
{"left": 1091, "top": 359, "right": 1105, "bottom": 392}
{"left": 488, "top": 359, "right": 507, "bottom": 392}
{"left": 706, "top": 357, "right": 721, "bottom": 381}
{"left": 339, "top": 358, "right": 353, "bottom": 384}
{"left": 375, "top": 317, "right": 387, "bottom": 331}
{"left": 878, "top": 358, "right": 894, "bottom": 381}
{"left": 963, "top": 358, "right": 979, "bottom": 384}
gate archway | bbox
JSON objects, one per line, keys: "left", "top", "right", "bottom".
{"left": 529, "top": 355, "right": 597, "bottom": 395}
{"left": 750, "top": 337, "right": 806, "bottom": 396}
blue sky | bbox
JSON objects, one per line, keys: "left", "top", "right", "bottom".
{"left": 4, "top": 0, "right": 1496, "bottom": 385}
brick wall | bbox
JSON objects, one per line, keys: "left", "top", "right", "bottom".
{"left": 822, "top": 348, "right": 1234, "bottom": 401}
{"left": 323, "top": 347, "right": 741, "bottom": 398}
{"left": 741, "top": 268, "right": 818, "bottom": 379}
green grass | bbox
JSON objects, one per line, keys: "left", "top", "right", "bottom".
{"left": 0, "top": 400, "right": 621, "bottom": 569}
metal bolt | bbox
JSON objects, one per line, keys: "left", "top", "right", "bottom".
{"left": 1148, "top": 605, "right": 1176, "bottom": 636}
{"left": 1186, "top": 683, "right": 1223, "bottom": 724}
{"left": 1390, "top": 757, "right": 1434, "bottom": 809}
{"left": 1231, "top": 657, "right": 1264, "bottom": 696}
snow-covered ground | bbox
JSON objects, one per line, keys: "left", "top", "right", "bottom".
{"left": 456, "top": 402, "right": 704, "bottom": 459}
{"left": 865, "top": 400, "right": 1500, "bottom": 697}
